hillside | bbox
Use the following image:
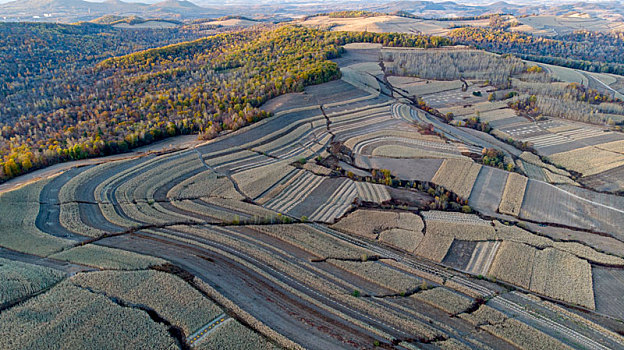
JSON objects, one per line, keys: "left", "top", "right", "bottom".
{"left": 0, "top": 25, "right": 450, "bottom": 181}
{"left": 0, "top": 22, "right": 205, "bottom": 124}
{"left": 4, "top": 0, "right": 624, "bottom": 23}
{"left": 0, "top": 0, "right": 224, "bottom": 21}
{"left": 3, "top": 3, "right": 624, "bottom": 349}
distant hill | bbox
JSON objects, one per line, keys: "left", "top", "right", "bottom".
{"left": 88, "top": 14, "right": 181, "bottom": 28}
{"left": 0, "top": 0, "right": 224, "bottom": 22}
{"left": 89, "top": 14, "right": 135, "bottom": 24}
{"left": 2, "top": 0, "right": 624, "bottom": 23}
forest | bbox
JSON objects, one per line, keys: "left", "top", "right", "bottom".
{"left": 383, "top": 49, "right": 525, "bottom": 86}
{"left": 509, "top": 81, "right": 624, "bottom": 125}
{"left": 0, "top": 22, "right": 206, "bottom": 125}
{"left": 0, "top": 24, "right": 450, "bottom": 182}
{"left": 448, "top": 27, "right": 624, "bottom": 75}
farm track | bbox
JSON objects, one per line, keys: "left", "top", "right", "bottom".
{"left": 0, "top": 246, "right": 95, "bottom": 275}
{"left": 148, "top": 223, "right": 496, "bottom": 347}
{"left": 386, "top": 100, "right": 624, "bottom": 236}
{"left": 36, "top": 167, "right": 93, "bottom": 241}
{"left": 491, "top": 294, "right": 622, "bottom": 350}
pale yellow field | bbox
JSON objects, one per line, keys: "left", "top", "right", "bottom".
{"left": 372, "top": 144, "right": 467, "bottom": 160}
{"left": 200, "top": 18, "right": 259, "bottom": 28}
{"left": 473, "top": 108, "right": 518, "bottom": 123}
{"left": 411, "top": 287, "right": 473, "bottom": 316}
{"left": 498, "top": 173, "right": 528, "bottom": 216}
{"left": 549, "top": 142, "right": 624, "bottom": 176}
{"left": 333, "top": 210, "right": 424, "bottom": 252}
{"left": 431, "top": 159, "right": 482, "bottom": 199}
{"left": 513, "top": 14, "right": 623, "bottom": 36}
{"left": 300, "top": 15, "right": 447, "bottom": 35}
{"left": 439, "top": 102, "right": 511, "bottom": 119}
{"left": 488, "top": 241, "right": 595, "bottom": 309}
{"left": 113, "top": 21, "right": 178, "bottom": 29}
{"left": 387, "top": 76, "right": 463, "bottom": 96}
{"left": 413, "top": 233, "right": 454, "bottom": 262}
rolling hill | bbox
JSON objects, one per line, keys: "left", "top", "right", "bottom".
{"left": 0, "top": 0, "right": 224, "bottom": 21}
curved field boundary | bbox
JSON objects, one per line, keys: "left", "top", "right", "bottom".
{"left": 353, "top": 135, "right": 458, "bottom": 155}
{"left": 340, "top": 66, "right": 382, "bottom": 97}
{"left": 160, "top": 228, "right": 427, "bottom": 343}
{"left": 533, "top": 61, "right": 588, "bottom": 85}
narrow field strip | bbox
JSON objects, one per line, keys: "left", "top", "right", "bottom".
{"left": 307, "top": 180, "right": 357, "bottom": 223}
{"left": 465, "top": 241, "right": 501, "bottom": 276}
{"left": 498, "top": 173, "right": 528, "bottom": 216}
{"left": 355, "top": 182, "right": 391, "bottom": 204}
{"left": 187, "top": 313, "right": 231, "bottom": 346}
{"left": 264, "top": 172, "right": 324, "bottom": 213}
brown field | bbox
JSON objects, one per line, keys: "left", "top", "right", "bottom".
{"left": 411, "top": 287, "right": 473, "bottom": 316}
{"left": 514, "top": 14, "right": 624, "bottom": 36}
{"left": 498, "top": 173, "right": 528, "bottom": 216}
{"left": 431, "top": 159, "right": 482, "bottom": 199}
{"left": 549, "top": 143, "right": 624, "bottom": 177}
{"left": 414, "top": 233, "right": 454, "bottom": 263}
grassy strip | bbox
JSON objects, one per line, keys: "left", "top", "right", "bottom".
{"left": 0, "top": 178, "right": 75, "bottom": 256}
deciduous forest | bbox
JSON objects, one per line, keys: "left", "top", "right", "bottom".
{"left": 449, "top": 27, "right": 624, "bottom": 75}
{"left": 0, "top": 24, "right": 450, "bottom": 182}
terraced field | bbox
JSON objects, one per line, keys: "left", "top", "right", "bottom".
{"left": 2, "top": 44, "right": 624, "bottom": 350}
